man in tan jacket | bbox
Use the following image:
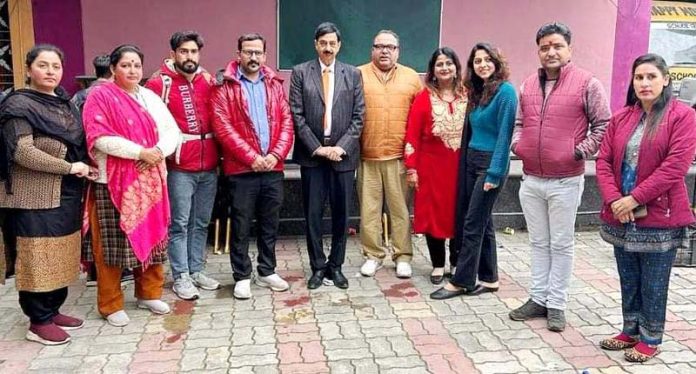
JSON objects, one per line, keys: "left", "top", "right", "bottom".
{"left": 357, "top": 30, "right": 421, "bottom": 278}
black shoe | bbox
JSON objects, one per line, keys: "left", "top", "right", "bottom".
{"left": 430, "top": 268, "right": 445, "bottom": 285}
{"left": 467, "top": 284, "right": 499, "bottom": 296}
{"left": 328, "top": 269, "right": 349, "bottom": 289}
{"left": 547, "top": 308, "right": 566, "bottom": 332}
{"left": 430, "top": 286, "right": 469, "bottom": 300}
{"left": 307, "top": 269, "right": 326, "bottom": 289}
{"left": 509, "top": 299, "right": 547, "bottom": 321}
{"left": 430, "top": 274, "right": 444, "bottom": 285}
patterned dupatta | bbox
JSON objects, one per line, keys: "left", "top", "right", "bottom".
{"left": 82, "top": 82, "right": 169, "bottom": 264}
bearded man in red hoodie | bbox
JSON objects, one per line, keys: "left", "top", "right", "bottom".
{"left": 146, "top": 31, "right": 220, "bottom": 300}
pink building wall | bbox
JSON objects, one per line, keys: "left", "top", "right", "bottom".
{"left": 611, "top": 0, "right": 651, "bottom": 111}
{"left": 80, "top": 0, "right": 277, "bottom": 79}
{"left": 441, "top": 0, "right": 617, "bottom": 93}
{"left": 81, "top": 0, "right": 619, "bottom": 94}
{"left": 32, "top": 0, "right": 84, "bottom": 94}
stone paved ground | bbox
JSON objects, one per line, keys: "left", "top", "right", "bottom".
{"left": 1, "top": 231, "right": 696, "bottom": 373}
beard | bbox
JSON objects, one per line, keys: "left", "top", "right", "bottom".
{"left": 175, "top": 59, "right": 199, "bottom": 74}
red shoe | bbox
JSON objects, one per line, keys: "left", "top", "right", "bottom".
{"left": 26, "top": 323, "right": 71, "bottom": 345}
{"left": 52, "top": 313, "right": 84, "bottom": 330}
{"left": 625, "top": 342, "right": 660, "bottom": 362}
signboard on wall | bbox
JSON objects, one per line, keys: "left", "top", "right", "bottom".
{"left": 650, "top": 1, "right": 696, "bottom": 91}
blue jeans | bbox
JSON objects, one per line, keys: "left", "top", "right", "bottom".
{"left": 614, "top": 246, "right": 677, "bottom": 345}
{"left": 167, "top": 170, "right": 217, "bottom": 279}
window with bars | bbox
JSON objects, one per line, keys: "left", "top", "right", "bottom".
{"left": 0, "top": 0, "right": 12, "bottom": 96}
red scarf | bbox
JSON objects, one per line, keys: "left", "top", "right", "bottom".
{"left": 82, "top": 82, "right": 169, "bottom": 264}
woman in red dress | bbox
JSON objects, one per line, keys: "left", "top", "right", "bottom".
{"left": 404, "top": 47, "right": 467, "bottom": 283}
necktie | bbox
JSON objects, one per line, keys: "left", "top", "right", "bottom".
{"left": 322, "top": 67, "right": 330, "bottom": 130}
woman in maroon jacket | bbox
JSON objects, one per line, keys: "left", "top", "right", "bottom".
{"left": 596, "top": 53, "right": 696, "bottom": 362}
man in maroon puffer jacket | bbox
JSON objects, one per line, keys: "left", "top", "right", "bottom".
{"left": 509, "top": 22, "right": 611, "bottom": 332}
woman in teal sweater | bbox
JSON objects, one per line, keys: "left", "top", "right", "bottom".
{"left": 431, "top": 42, "right": 517, "bottom": 299}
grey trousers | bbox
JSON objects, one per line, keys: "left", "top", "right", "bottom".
{"left": 519, "top": 174, "right": 584, "bottom": 310}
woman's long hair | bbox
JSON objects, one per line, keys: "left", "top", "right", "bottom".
{"left": 464, "top": 43, "right": 510, "bottom": 109}
{"left": 425, "top": 47, "right": 465, "bottom": 98}
{"left": 625, "top": 53, "right": 673, "bottom": 137}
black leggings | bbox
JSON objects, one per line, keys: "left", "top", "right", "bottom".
{"left": 425, "top": 234, "right": 457, "bottom": 268}
{"left": 18, "top": 287, "right": 68, "bottom": 324}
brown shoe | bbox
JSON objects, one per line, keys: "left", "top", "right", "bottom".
{"left": 599, "top": 333, "right": 638, "bottom": 350}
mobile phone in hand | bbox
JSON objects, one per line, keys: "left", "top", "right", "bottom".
{"left": 633, "top": 205, "right": 647, "bottom": 218}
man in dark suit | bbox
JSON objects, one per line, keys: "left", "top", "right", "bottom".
{"left": 290, "top": 22, "right": 365, "bottom": 290}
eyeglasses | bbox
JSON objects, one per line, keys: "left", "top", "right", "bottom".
{"left": 373, "top": 44, "right": 398, "bottom": 52}
{"left": 317, "top": 40, "right": 339, "bottom": 48}
{"left": 241, "top": 50, "right": 264, "bottom": 57}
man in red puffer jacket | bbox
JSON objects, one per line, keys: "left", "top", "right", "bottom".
{"left": 211, "top": 33, "right": 294, "bottom": 300}
{"left": 145, "top": 31, "right": 220, "bottom": 301}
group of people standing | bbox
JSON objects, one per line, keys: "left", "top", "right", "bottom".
{"left": 0, "top": 20, "right": 693, "bottom": 364}
{"left": 359, "top": 21, "right": 607, "bottom": 340}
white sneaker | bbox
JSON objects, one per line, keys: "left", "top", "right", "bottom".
{"left": 396, "top": 262, "right": 412, "bottom": 278}
{"left": 191, "top": 272, "right": 220, "bottom": 291}
{"left": 234, "top": 279, "right": 252, "bottom": 299}
{"left": 106, "top": 310, "right": 130, "bottom": 327}
{"left": 360, "top": 259, "right": 383, "bottom": 277}
{"left": 137, "top": 299, "right": 171, "bottom": 315}
{"left": 173, "top": 274, "right": 200, "bottom": 300}
{"left": 255, "top": 274, "right": 290, "bottom": 292}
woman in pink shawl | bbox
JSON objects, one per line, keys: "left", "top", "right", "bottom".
{"left": 82, "top": 45, "right": 180, "bottom": 327}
